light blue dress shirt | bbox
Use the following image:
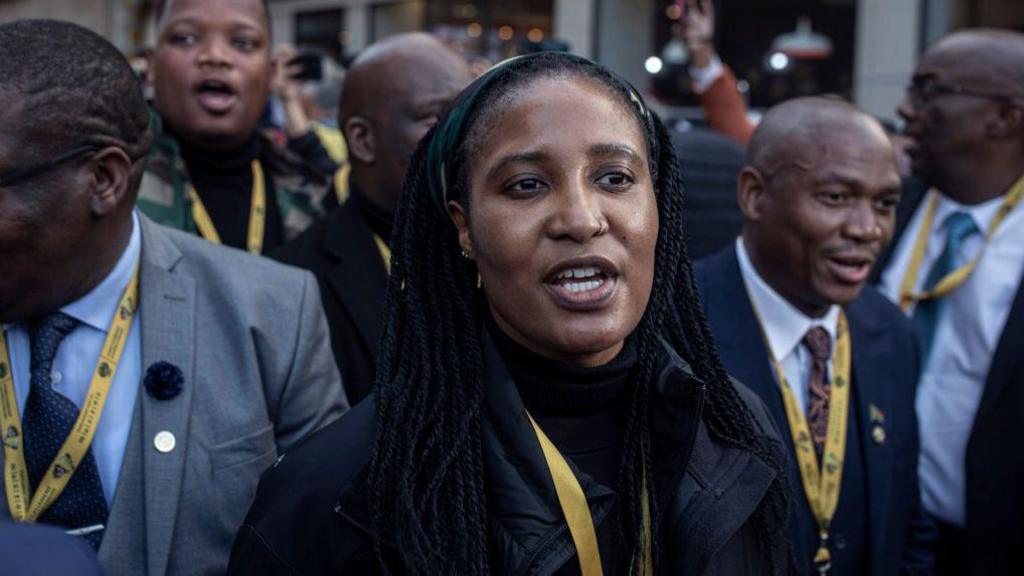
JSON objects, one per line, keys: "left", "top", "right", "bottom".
{"left": 880, "top": 190, "right": 1024, "bottom": 526}
{"left": 735, "top": 237, "right": 840, "bottom": 414}
{"left": 1, "top": 212, "right": 141, "bottom": 505}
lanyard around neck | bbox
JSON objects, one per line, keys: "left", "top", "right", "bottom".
{"left": 744, "top": 284, "right": 851, "bottom": 575}
{"left": 0, "top": 264, "right": 140, "bottom": 522}
{"left": 899, "top": 175, "right": 1024, "bottom": 311}
{"left": 527, "top": 412, "right": 652, "bottom": 576}
{"left": 188, "top": 159, "right": 266, "bottom": 254}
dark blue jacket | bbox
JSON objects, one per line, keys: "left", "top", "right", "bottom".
{"left": 0, "top": 522, "right": 106, "bottom": 575}
{"left": 695, "top": 246, "right": 935, "bottom": 576}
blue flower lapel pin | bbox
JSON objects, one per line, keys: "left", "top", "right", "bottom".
{"left": 144, "top": 361, "right": 183, "bottom": 401}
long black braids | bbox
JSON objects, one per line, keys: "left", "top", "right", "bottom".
{"left": 368, "top": 51, "right": 788, "bottom": 574}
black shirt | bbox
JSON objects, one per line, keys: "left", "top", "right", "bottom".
{"left": 177, "top": 133, "right": 285, "bottom": 254}
{"left": 486, "top": 312, "right": 636, "bottom": 574}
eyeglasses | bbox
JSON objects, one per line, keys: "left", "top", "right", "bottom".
{"left": 0, "top": 145, "right": 100, "bottom": 188}
{"left": 906, "top": 80, "right": 1021, "bottom": 108}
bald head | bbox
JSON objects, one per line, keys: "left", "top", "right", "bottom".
{"left": 748, "top": 97, "right": 892, "bottom": 185}
{"left": 340, "top": 33, "right": 468, "bottom": 128}
{"left": 340, "top": 33, "right": 471, "bottom": 211}
{"left": 926, "top": 29, "right": 1024, "bottom": 95}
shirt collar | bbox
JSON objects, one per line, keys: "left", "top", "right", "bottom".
{"left": 61, "top": 211, "right": 141, "bottom": 332}
{"left": 931, "top": 187, "right": 1008, "bottom": 236}
{"left": 735, "top": 237, "right": 840, "bottom": 362}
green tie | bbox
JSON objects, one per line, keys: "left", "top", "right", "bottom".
{"left": 912, "top": 211, "right": 979, "bottom": 360}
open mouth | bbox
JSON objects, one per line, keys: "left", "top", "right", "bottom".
{"left": 194, "top": 79, "right": 238, "bottom": 114}
{"left": 825, "top": 253, "right": 874, "bottom": 285}
{"left": 544, "top": 259, "right": 619, "bottom": 310}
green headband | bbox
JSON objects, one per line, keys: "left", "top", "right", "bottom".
{"left": 425, "top": 51, "right": 655, "bottom": 221}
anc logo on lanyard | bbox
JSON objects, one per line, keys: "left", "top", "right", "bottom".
{"left": 899, "top": 174, "right": 1024, "bottom": 311}
{"left": 745, "top": 289, "right": 851, "bottom": 576}
{"left": 0, "top": 265, "right": 139, "bottom": 522}
{"left": 188, "top": 160, "right": 266, "bottom": 255}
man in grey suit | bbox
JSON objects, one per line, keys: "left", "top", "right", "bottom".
{"left": 0, "top": 19, "right": 348, "bottom": 575}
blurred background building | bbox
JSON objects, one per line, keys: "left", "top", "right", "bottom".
{"left": 1, "top": 0, "right": 1021, "bottom": 122}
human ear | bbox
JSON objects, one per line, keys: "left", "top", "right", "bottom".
{"left": 447, "top": 200, "right": 473, "bottom": 258}
{"left": 988, "top": 102, "right": 1024, "bottom": 139}
{"left": 737, "top": 166, "right": 769, "bottom": 222}
{"left": 88, "top": 146, "right": 132, "bottom": 217}
{"left": 344, "top": 116, "right": 375, "bottom": 164}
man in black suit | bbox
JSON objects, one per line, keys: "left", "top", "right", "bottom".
{"left": 874, "top": 29, "right": 1024, "bottom": 575}
{"left": 273, "top": 34, "right": 470, "bottom": 405}
{"left": 694, "top": 97, "right": 934, "bottom": 575}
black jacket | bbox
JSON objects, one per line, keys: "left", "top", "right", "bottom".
{"left": 227, "top": 336, "right": 790, "bottom": 575}
{"left": 271, "top": 200, "right": 388, "bottom": 405}
{"left": 874, "top": 178, "right": 1024, "bottom": 575}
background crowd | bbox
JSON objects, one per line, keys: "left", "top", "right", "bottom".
{"left": 0, "top": 0, "right": 1022, "bottom": 574}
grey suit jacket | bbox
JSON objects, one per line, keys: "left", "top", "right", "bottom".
{"left": 1, "top": 215, "right": 349, "bottom": 575}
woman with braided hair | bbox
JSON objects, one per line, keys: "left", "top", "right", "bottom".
{"left": 228, "top": 51, "right": 790, "bottom": 575}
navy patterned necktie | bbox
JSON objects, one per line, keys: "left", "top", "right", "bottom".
{"left": 803, "top": 327, "right": 833, "bottom": 461}
{"left": 22, "top": 312, "right": 109, "bottom": 550}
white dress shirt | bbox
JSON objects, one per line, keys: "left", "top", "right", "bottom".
{"left": 880, "top": 187, "right": 1024, "bottom": 527}
{"left": 1, "top": 212, "right": 142, "bottom": 505}
{"left": 736, "top": 237, "right": 840, "bottom": 413}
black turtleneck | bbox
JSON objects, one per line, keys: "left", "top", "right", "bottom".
{"left": 486, "top": 311, "right": 635, "bottom": 574}
{"left": 348, "top": 185, "right": 395, "bottom": 244}
{"left": 176, "top": 132, "right": 285, "bottom": 254}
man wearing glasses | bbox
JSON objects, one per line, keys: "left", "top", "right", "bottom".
{"left": 0, "top": 19, "right": 346, "bottom": 575}
{"left": 875, "top": 29, "right": 1024, "bottom": 575}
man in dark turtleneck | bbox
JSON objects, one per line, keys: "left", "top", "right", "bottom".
{"left": 272, "top": 34, "right": 471, "bottom": 405}
{"left": 136, "top": 0, "right": 330, "bottom": 254}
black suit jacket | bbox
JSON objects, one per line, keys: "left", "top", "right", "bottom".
{"left": 272, "top": 201, "right": 387, "bottom": 406}
{"left": 874, "top": 180, "right": 1024, "bottom": 574}
{"left": 695, "top": 246, "right": 934, "bottom": 576}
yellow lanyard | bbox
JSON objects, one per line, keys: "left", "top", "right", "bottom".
{"left": 899, "top": 175, "right": 1024, "bottom": 311}
{"left": 372, "top": 233, "right": 391, "bottom": 274}
{"left": 746, "top": 293, "right": 851, "bottom": 575}
{"left": 188, "top": 160, "right": 266, "bottom": 254}
{"left": 527, "top": 413, "right": 652, "bottom": 576}
{"left": 0, "top": 265, "right": 140, "bottom": 522}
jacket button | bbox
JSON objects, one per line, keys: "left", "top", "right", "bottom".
{"left": 154, "top": 431, "right": 176, "bottom": 453}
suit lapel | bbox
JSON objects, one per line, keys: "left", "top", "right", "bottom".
{"left": 701, "top": 249, "right": 786, "bottom": 420}
{"left": 974, "top": 272, "right": 1024, "bottom": 423}
{"left": 846, "top": 298, "right": 892, "bottom": 576}
{"left": 323, "top": 203, "right": 389, "bottom": 361}
{"left": 133, "top": 217, "right": 197, "bottom": 576}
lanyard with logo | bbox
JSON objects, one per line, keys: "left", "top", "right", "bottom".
{"left": 527, "top": 412, "right": 653, "bottom": 576}
{"left": 899, "top": 175, "right": 1024, "bottom": 311}
{"left": 188, "top": 160, "right": 266, "bottom": 255}
{"left": 745, "top": 293, "right": 851, "bottom": 575}
{"left": 0, "top": 265, "right": 139, "bottom": 522}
